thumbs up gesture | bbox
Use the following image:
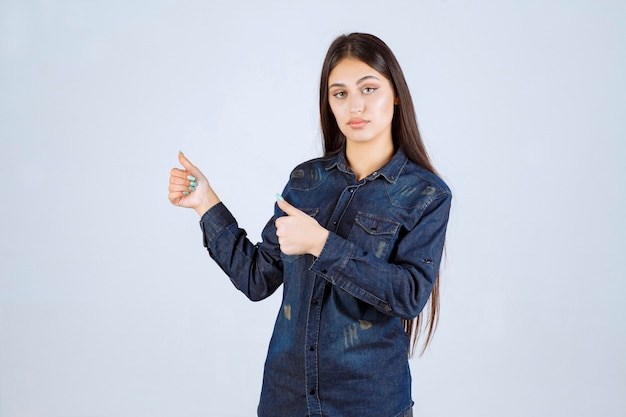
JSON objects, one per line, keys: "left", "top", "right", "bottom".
{"left": 275, "top": 195, "right": 329, "bottom": 257}
{"left": 168, "top": 151, "right": 221, "bottom": 216}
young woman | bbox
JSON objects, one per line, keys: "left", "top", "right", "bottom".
{"left": 168, "top": 33, "right": 451, "bottom": 417}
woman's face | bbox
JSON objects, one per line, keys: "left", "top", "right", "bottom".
{"left": 328, "top": 58, "right": 396, "bottom": 149}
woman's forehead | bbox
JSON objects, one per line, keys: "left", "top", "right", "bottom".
{"left": 328, "top": 58, "right": 386, "bottom": 85}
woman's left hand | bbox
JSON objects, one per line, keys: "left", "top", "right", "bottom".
{"left": 275, "top": 198, "right": 329, "bottom": 257}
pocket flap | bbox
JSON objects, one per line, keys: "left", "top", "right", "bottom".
{"left": 354, "top": 212, "right": 399, "bottom": 235}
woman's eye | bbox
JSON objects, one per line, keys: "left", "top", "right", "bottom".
{"left": 363, "top": 87, "right": 377, "bottom": 94}
{"left": 333, "top": 91, "right": 346, "bottom": 98}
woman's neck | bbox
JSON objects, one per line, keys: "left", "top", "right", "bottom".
{"left": 345, "top": 139, "right": 395, "bottom": 181}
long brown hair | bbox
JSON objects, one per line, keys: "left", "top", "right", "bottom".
{"left": 319, "top": 33, "right": 440, "bottom": 356}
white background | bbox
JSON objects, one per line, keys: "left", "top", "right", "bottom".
{"left": 1, "top": 1, "right": 624, "bottom": 416}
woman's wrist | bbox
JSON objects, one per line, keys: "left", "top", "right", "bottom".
{"left": 310, "top": 228, "right": 330, "bottom": 257}
{"left": 194, "top": 190, "right": 221, "bottom": 217}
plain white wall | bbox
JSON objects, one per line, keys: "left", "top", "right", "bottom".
{"left": 1, "top": 1, "right": 624, "bottom": 416}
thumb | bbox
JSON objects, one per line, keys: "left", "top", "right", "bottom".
{"left": 276, "top": 194, "right": 302, "bottom": 216}
{"left": 178, "top": 151, "right": 200, "bottom": 175}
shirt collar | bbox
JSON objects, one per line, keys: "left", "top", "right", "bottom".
{"left": 325, "top": 147, "right": 408, "bottom": 184}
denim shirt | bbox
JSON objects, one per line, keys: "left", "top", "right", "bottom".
{"left": 199, "top": 148, "right": 451, "bottom": 417}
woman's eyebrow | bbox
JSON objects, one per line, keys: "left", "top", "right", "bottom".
{"left": 356, "top": 75, "right": 380, "bottom": 84}
{"left": 328, "top": 75, "right": 381, "bottom": 90}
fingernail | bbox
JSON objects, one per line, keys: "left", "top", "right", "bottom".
{"left": 189, "top": 181, "right": 198, "bottom": 187}
{"left": 276, "top": 193, "right": 284, "bottom": 202}
{"left": 189, "top": 186, "right": 196, "bottom": 191}
{"left": 183, "top": 191, "right": 190, "bottom": 195}
{"left": 187, "top": 175, "right": 196, "bottom": 181}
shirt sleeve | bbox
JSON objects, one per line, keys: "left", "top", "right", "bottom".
{"left": 309, "top": 192, "right": 452, "bottom": 319}
{"left": 199, "top": 202, "right": 284, "bottom": 301}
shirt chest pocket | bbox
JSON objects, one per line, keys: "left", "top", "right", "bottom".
{"left": 348, "top": 212, "right": 400, "bottom": 260}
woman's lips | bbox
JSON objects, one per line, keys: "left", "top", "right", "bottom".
{"left": 348, "top": 119, "right": 368, "bottom": 128}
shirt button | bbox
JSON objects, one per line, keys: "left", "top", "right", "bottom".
{"left": 309, "top": 389, "right": 316, "bottom": 395}
{"left": 312, "top": 300, "right": 319, "bottom": 306}
{"left": 321, "top": 268, "right": 328, "bottom": 274}
{"left": 309, "top": 345, "right": 315, "bottom": 351}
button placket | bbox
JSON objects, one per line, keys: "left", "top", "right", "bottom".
{"left": 305, "top": 280, "right": 325, "bottom": 416}
{"left": 306, "top": 181, "right": 361, "bottom": 416}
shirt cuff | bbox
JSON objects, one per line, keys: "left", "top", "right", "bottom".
{"left": 199, "top": 202, "right": 237, "bottom": 248}
{"left": 309, "top": 232, "right": 352, "bottom": 284}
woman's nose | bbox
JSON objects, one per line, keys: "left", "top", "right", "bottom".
{"left": 349, "top": 95, "right": 364, "bottom": 113}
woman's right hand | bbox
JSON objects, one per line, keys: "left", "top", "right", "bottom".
{"left": 168, "top": 151, "right": 220, "bottom": 216}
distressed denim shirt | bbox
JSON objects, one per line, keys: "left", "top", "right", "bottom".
{"left": 199, "top": 148, "right": 451, "bottom": 417}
